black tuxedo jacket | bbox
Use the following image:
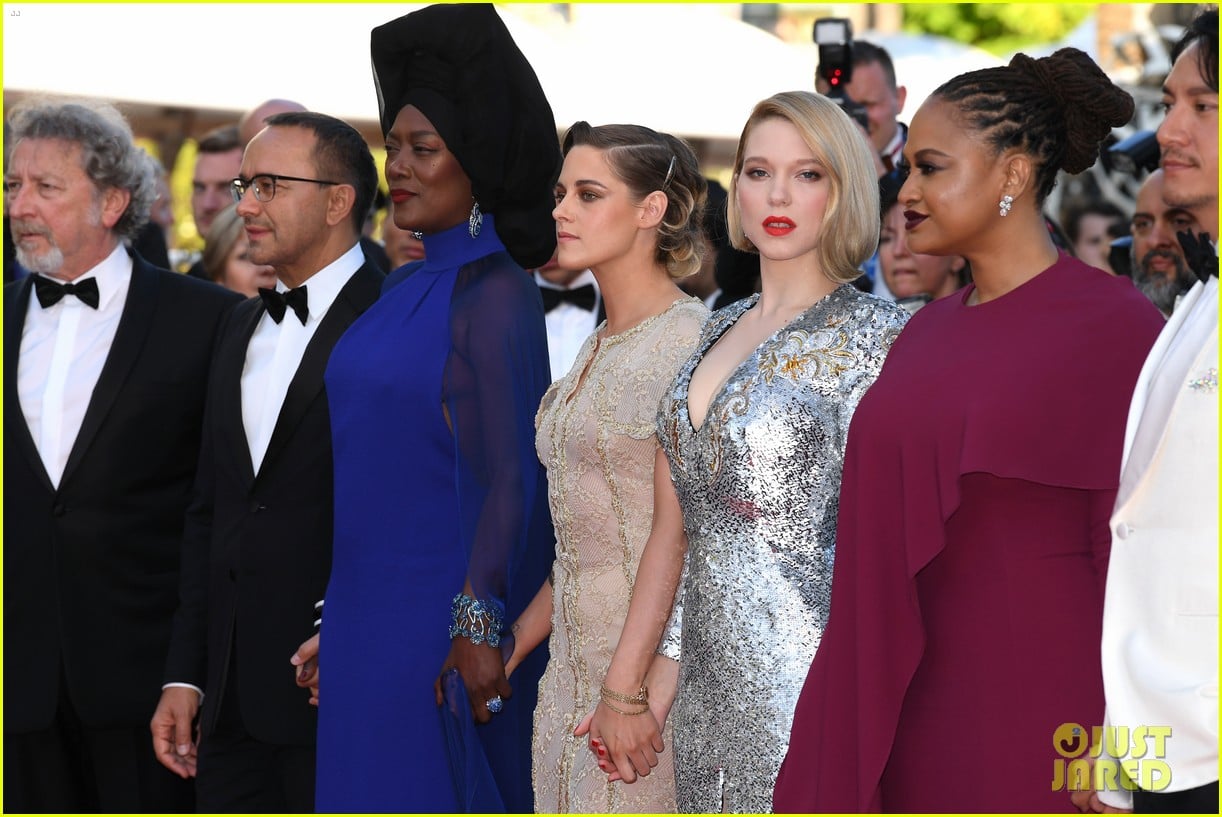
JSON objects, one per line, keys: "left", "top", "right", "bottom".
{"left": 3, "top": 254, "right": 241, "bottom": 733}
{"left": 164, "top": 261, "right": 383, "bottom": 746}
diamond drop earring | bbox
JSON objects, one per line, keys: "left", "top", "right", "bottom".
{"left": 468, "top": 200, "right": 483, "bottom": 238}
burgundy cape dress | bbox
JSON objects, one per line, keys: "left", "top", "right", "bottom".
{"left": 773, "top": 255, "right": 1163, "bottom": 813}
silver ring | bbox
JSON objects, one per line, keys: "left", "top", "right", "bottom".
{"left": 485, "top": 695, "right": 503, "bottom": 714}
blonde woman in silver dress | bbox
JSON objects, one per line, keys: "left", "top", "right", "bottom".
{"left": 504, "top": 122, "right": 708, "bottom": 813}
{"left": 584, "top": 92, "right": 910, "bottom": 812}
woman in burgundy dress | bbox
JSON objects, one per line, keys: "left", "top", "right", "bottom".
{"left": 773, "top": 48, "right": 1165, "bottom": 813}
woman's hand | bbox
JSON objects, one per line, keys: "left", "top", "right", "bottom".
{"left": 574, "top": 700, "right": 664, "bottom": 784}
{"left": 434, "top": 636, "right": 512, "bottom": 724}
{"left": 577, "top": 656, "right": 680, "bottom": 783}
{"left": 290, "top": 633, "right": 320, "bottom": 706}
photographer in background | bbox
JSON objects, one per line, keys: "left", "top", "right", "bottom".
{"left": 815, "top": 21, "right": 908, "bottom": 298}
{"left": 814, "top": 29, "right": 907, "bottom": 176}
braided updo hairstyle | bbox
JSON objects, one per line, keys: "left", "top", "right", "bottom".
{"left": 561, "top": 122, "right": 707, "bottom": 279}
{"left": 933, "top": 47, "right": 1134, "bottom": 202}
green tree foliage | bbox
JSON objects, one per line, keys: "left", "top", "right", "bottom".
{"left": 903, "top": 4, "right": 1096, "bottom": 56}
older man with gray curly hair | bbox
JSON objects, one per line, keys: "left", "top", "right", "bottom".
{"left": 3, "top": 97, "right": 241, "bottom": 813}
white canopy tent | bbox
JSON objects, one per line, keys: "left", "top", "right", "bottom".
{"left": 2, "top": 4, "right": 1006, "bottom": 131}
{"left": 3, "top": 4, "right": 816, "bottom": 142}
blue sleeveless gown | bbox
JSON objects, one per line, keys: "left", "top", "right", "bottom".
{"left": 316, "top": 218, "right": 552, "bottom": 811}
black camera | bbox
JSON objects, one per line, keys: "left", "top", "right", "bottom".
{"left": 1109, "top": 235, "right": 1134, "bottom": 280}
{"left": 1108, "top": 130, "right": 1160, "bottom": 177}
{"left": 814, "top": 17, "right": 869, "bottom": 131}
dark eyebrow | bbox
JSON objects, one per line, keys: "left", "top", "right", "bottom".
{"left": 572, "top": 179, "right": 610, "bottom": 189}
{"left": 1162, "top": 82, "right": 1217, "bottom": 99}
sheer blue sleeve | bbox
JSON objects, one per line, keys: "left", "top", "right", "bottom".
{"left": 444, "top": 253, "right": 554, "bottom": 630}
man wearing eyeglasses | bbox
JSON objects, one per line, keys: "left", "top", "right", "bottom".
{"left": 152, "top": 111, "right": 383, "bottom": 812}
{"left": 3, "top": 98, "right": 241, "bottom": 813}
{"left": 1128, "top": 168, "right": 1199, "bottom": 316}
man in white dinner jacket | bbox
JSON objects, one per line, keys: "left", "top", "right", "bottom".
{"left": 1079, "top": 9, "right": 1218, "bottom": 814}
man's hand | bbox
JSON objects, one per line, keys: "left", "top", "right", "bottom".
{"left": 149, "top": 686, "right": 200, "bottom": 778}
{"left": 434, "top": 636, "right": 512, "bottom": 724}
{"left": 1070, "top": 756, "right": 1132, "bottom": 813}
{"left": 291, "top": 633, "right": 320, "bottom": 706}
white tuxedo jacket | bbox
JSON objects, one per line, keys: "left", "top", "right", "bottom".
{"left": 1099, "top": 276, "right": 1218, "bottom": 806}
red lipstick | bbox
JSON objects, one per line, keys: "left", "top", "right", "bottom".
{"left": 762, "top": 216, "right": 796, "bottom": 236}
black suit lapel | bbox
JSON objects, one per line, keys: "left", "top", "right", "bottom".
{"left": 4, "top": 276, "right": 55, "bottom": 492}
{"left": 59, "top": 258, "right": 159, "bottom": 486}
{"left": 257, "top": 263, "right": 382, "bottom": 477}
{"left": 223, "top": 299, "right": 267, "bottom": 484}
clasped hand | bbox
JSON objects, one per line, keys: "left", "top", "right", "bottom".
{"left": 574, "top": 699, "right": 666, "bottom": 784}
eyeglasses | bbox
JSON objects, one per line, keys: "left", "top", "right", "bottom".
{"left": 231, "top": 173, "right": 341, "bottom": 204}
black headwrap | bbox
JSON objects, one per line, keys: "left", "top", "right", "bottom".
{"left": 371, "top": 3, "right": 560, "bottom": 269}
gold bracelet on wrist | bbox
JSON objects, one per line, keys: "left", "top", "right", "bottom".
{"left": 600, "top": 684, "right": 649, "bottom": 706}
{"left": 600, "top": 697, "right": 650, "bottom": 716}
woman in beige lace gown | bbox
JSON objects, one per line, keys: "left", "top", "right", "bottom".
{"left": 504, "top": 122, "right": 708, "bottom": 813}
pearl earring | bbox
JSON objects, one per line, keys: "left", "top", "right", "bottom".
{"left": 998, "top": 194, "right": 1013, "bottom": 217}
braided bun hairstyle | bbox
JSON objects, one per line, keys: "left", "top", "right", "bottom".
{"left": 561, "top": 122, "right": 707, "bottom": 279}
{"left": 933, "top": 47, "right": 1134, "bottom": 202}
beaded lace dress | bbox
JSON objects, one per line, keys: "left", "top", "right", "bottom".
{"left": 532, "top": 297, "right": 707, "bottom": 813}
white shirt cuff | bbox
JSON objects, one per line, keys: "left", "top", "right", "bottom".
{"left": 162, "top": 681, "right": 204, "bottom": 701}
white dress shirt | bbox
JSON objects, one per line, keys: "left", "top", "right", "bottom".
{"left": 242, "top": 243, "right": 364, "bottom": 474}
{"left": 536, "top": 269, "right": 600, "bottom": 382}
{"left": 880, "top": 127, "right": 905, "bottom": 173}
{"left": 18, "top": 244, "right": 132, "bottom": 487}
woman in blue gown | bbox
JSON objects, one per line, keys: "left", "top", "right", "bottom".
{"left": 312, "top": 5, "right": 560, "bottom": 811}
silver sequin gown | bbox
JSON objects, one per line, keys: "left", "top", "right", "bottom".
{"left": 656, "top": 285, "right": 908, "bottom": 813}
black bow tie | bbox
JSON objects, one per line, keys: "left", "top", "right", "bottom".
{"left": 1176, "top": 230, "right": 1218, "bottom": 285}
{"left": 539, "top": 283, "right": 596, "bottom": 313}
{"left": 259, "top": 286, "right": 309, "bottom": 325}
{"left": 34, "top": 275, "right": 100, "bottom": 309}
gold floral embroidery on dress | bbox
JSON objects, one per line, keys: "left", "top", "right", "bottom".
{"left": 661, "top": 392, "right": 687, "bottom": 472}
{"left": 701, "top": 317, "right": 857, "bottom": 482}
{"left": 758, "top": 319, "right": 855, "bottom": 385}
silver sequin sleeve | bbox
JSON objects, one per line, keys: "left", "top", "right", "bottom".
{"left": 657, "top": 548, "right": 687, "bottom": 661}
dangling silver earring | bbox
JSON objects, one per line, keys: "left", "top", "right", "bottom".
{"left": 468, "top": 199, "right": 483, "bottom": 238}
{"left": 998, "top": 194, "right": 1013, "bottom": 217}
